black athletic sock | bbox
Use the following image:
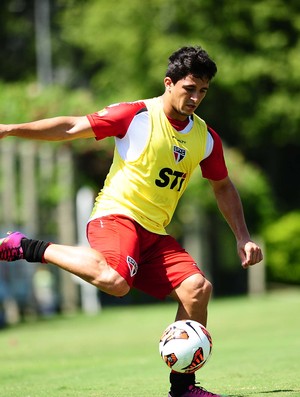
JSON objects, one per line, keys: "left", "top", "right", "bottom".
{"left": 21, "top": 238, "right": 51, "bottom": 263}
{"left": 170, "top": 372, "right": 195, "bottom": 396}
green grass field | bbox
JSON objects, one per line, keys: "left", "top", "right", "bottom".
{"left": 0, "top": 289, "right": 299, "bottom": 397}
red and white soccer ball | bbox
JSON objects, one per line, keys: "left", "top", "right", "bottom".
{"left": 159, "top": 320, "right": 213, "bottom": 373}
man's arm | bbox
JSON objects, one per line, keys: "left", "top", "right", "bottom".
{"left": 0, "top": 116, "right": 95, "bottom": 141}
{"left": 209, "top": 176, "right": 263, "bottom": 268}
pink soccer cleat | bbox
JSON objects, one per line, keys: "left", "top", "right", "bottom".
{"left": 168, "top": 384, "right": 222, "bottom": 397}
{"left": 0, "top": 231, "right": 26, "bottom": 261}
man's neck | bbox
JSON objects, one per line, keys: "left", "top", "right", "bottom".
{"left": 166, "top": 115, "right": 190, "bottom": 131}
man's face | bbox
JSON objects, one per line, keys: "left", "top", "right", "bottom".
{"left": 164, "top": 74, "right": 210, "bottom": 121}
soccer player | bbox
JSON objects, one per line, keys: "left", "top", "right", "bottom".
{"left": 0, "top": 46, "right": 263, "bottom": 397}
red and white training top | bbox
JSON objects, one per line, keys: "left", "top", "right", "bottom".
{"left": 87, "top": 98, "right": 228, "bottom": 234}
{"left": 87, "top": 99, "right": 227, "bottom": 180}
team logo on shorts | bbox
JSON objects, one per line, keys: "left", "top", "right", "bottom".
{"left": 173, "top": 145, "right": 186, "bottom": 163}
{"left": 127, "top": 256, "right": 138, "bottom": 277}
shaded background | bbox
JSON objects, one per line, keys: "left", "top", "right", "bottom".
{"left": 0, "top": 0, "right": 299, "bottom": 324}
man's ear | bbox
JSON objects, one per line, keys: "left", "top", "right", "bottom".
{"left": 164, "top": 77, "right": 173, "bottom": 91}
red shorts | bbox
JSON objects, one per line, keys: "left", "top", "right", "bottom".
{"left": 87, "top": 215, "right": 204, "bottom": 300}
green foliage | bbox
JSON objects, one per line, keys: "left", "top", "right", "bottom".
{"left": 57, "top": 0, "right": 172, "bottom": 101}
{"left": 2, "top": 0, "right": 300, "bottom": 149}
{"left": 55, "top": 0, "right": 300, "bottom": 212}
{"left": 0, "top": 81, "right": 97, "bottom": 122}
{"left": 1, "top": 0, "right": 299, "bottom": 284}
{"left": 0, "top": 80, "right": 112, "bottom": 180}
{"left": 0, "top": 82, "right": 112, "bottom": 235}
{"left": 209, "top": 1, "right": 300, "bottom": 147}
{"left": 0, "top": 0, "right": 36, "bottom": 81}
{"left": 177, "top": 147, "right": 276, "bottom": 234}
{"left": 263, "top": 211, "right": 300, "bottom": 284}
{"left": 225, "top": 148, "right": 277, "bottom": 230}
{"left": 56, "top": 0, "right": 300, "bottom": 140}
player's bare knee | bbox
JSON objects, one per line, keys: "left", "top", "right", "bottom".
{"left": 201, "top": 278, "right": 212, "bottom": 298}
{"left": 93, "top": 269, "right": 130, "bottom": 297}
{"left": 185, "top": 274, "right": 212, "bottom": 302}
{"left": 196, "top": 278, "right": 212, "bottom": 302}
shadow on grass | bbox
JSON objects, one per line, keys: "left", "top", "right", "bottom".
{"left": 228, "top": 389, "right": 300, "bottom": 397}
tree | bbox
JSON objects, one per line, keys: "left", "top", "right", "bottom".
{"left": 263, "top": 211, "right": 300, "bottom": 284}
{"left": 1, "top": 0, "right": 299, "bottom": 288}
{"left": 0, "top": 0, "right": 36, "bottom": 81}
{"left": 56, "top": 0, "right": 300, "bottom": 213}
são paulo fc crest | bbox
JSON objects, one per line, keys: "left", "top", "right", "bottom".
{"left": 127, "top": 256, "right": 138, "bottom": 277}
{"left": 173, "top": 145, "right": 186, "bottom": 164}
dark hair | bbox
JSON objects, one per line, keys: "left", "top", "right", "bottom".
{"left": 165, "top": 46, "right": 217, "bottom": 84}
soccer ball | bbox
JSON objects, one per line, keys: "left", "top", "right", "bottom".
{"left": 159, "top": 320, "right": 212, "bottom": 373}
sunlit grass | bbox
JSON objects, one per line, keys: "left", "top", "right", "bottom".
{"left": 0, "top": 289, "right": 299, "bottom": 397}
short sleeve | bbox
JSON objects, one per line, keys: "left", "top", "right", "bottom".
{"left": 87, "top": 101, "right": 146, "bottom": 140}
{"left": 200, "top": 126, "right": 228, "bottom": 181}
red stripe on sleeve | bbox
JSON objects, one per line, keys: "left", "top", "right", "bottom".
{"left": 87, "top": 101, "right": 146, "bottom": 140}
{"left": 200, "top": 126, "right": 228, "bottom": 181}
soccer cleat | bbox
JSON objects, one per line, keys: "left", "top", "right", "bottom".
{"left": 0, "top": 231, "right": 26, "bottom": 261}
{"left": 168, "top": 384, "right": 222, "bottom": 397}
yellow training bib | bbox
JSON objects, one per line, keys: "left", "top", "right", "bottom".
{"left": 90, "top": 97, "right": 208, "bottom": 234}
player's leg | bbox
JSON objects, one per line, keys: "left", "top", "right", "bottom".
{"left": 132, "top": 233, "right": 220, "bottom": 397}
{"left": 0, "top": 220, "right": 132, "bottom": 297}
{"left": 168, "top": 275, "right": 219, "bottom": 397}
{"left": 133, "top": 233, "right": 212, "bottom": 325}
{"left": 43, "top": 243, "right": 130, "bottom": 297}
{"left": 169, "top": 273, "right": 212, "bottom": 326}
